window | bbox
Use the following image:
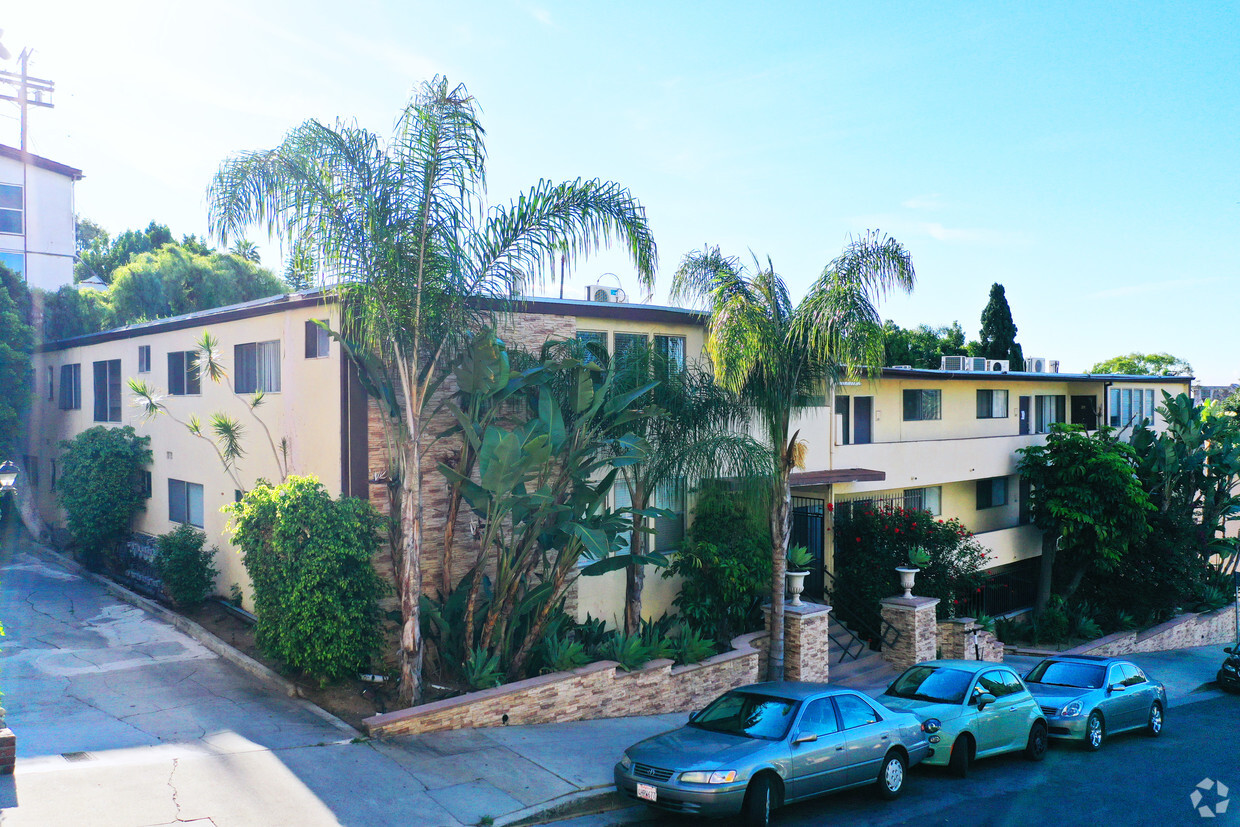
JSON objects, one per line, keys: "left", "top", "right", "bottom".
{"left": 797, "top": 698, "right": 840, "bottom": 735}
{"left": 46, "top": 366, "right": 54, "bottom": 400}
{"left": 976, "top": 669, "right": 1024, "bottom": 698}
{"left": 904, "top": 486, "right": 942, "bottom": 516}
{"left": 835, "top": 694, "right": 880, "bottom": 729}
{"left": 836, "top": 394, "right": 850, "bottom": 443}
{"left": 22, "top": 455, "right": 38, "bottom": 489}
{"left": 168, "top": 478, "right": 205, "bottom": 528}
{"left": 654, "top": 335, "right": 686, "bottom": 376}
{"left": 976, "top": 389, "right": 1008, "bottom": 419}
{"left": 653, "top": 479, "right": 685, "bottom": 552}
{"left": 138, "top": 345, "right": 151, "bottom": 373}
{"left": 1108, "top": 388, "right": 1156, "bottom": 428}
{"left": 976, "top": 476, "right": 1008, "bottom": 509}
{"left": 613, "top": 332, "right": 647, "bottom": 363}
{"left": 1033, "top": 394, "right": 1066, "bottom": 434}
{"left": 50, "top": 459, "right": 56, "bottom": 491}
{"left": 235, "top": 341, "right": 281, "bottom": 393}
{"left": 305, "top": 320, "right": 330, "bottom": 358}
{"left": 93, "top": 359, "right": 122, "bottom": 422}
{"left": 167, "top": 351, "right": 201, "bottom": 396}
{"left": 59, "top": 364, "right": 81, "bottom": 410}
{"left": 575, "top": 331, "right": 607, "bottom": 364}
{"left": 0, "top": 251, "right": 23, "bottom": 277}
{"left": 903, "top": 389, "right": 941, "bottom": 421}
{"left": 1119, "top": 664, "right": 1148, "bottom": 687}
{"left": 0, "top": 184, "right": 22, "bottom": 234}
{"left": 140, "top": 470, "right": 152, "bottom": 499}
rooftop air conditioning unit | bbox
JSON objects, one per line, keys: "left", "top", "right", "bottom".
{"left": 985, "top": 359, "right": 1010, "bottom": 372}
{"left": 892, "top": 364, "right": 914, "bottom": 370}
{"left": 941, "top": 356, "right": 988, "bottom": 371}
{"left": 587, "top": 284, "right": 626, "bottom": 303}
{"left": 1025, "top": 357, "right": 1047, "bottom": 373}
{"left": 1048, "top": 360, "right": 1060, "bottom": 374}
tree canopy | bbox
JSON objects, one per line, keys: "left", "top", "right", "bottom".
{"left": 882, "top": 320, "right": 967, "bottom": 368}
{"left": 977, "top": 282, "right": 1023, "bottom": 365}
{"left": 0, "top": 263, "right": 33, "bottom": 451}
{"left": 1089, "top": 352, "right": 1193, "bottom": 376}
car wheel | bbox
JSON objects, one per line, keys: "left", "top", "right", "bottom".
{"left": 1146, "top": 701, "right": 1164, "bottom": 737}
{"left": 948, "top": 734, "right": 972, "bottom": 778}
{"left": 1084, "top": 711, "right": 1105, "bottom": 752}
{"left": 1025, "top": 721, "right": 1048, "bottom": 761}
{"left": 742, "top": 774, "right": 774, "bottom": 827}
{"left": 876, "top": 750, "right": 907, "bottom": 800}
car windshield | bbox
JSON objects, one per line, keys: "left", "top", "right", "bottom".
{"left": 886, "top": 665, "right": 973, "bottom": 704}
{"left": 1026, "top": 661, "right": 1105, "bottom": 689}
{"left": 689, "top": 692, "right": 798, "bottom": 741}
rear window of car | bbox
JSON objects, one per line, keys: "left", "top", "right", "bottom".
{"left": 1026, "top": 660, "right": 1105, "bottom": 689}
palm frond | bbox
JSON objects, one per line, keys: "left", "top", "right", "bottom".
{"left": 209, "top": 413, "right": 246, "bottom": 468}
{"left": 128, "top": 378, "right": 165, "bottom": 419}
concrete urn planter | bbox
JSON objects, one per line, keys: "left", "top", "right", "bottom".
{"left": 786, "top": 570, "right": 809, "bottom": 606}
{"left": 895, "top": 566, "right": 920, "bottom": 599}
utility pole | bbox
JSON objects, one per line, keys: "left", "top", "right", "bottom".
{"left": 0, "top": 44, "right": 56, "bottom": 151}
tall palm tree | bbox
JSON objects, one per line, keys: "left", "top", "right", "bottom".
{"left": 207, "top": 77, "right": 656, "bottom": 704}
{"left": 606, "top": 341, "right": 772, "bottom": 634}
{"left": 671, "top": 233, "right": 914, "bottom": 679}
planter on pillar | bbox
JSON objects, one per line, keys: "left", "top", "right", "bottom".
{"left": 879, "top": 595, "right": 940, "bottom": 674}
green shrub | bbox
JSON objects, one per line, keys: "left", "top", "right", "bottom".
{"left": 56, "top": 426, "right": 152, "bottom": 571}
{"left": 156, "top": 524, "right": 218, "bottom": 608}
{"left": 1038, "top": 596, "right": 1070, "bottom": 643}
{"left": 463, "top": 647, "right": 503, "bottom": 690}
{"left": 672, "top": 627, "right": 717, "bottom": 666}
{"left": 663, "top": 483, "right": 771, "bottom": 643}
{"left": 225, "top": 476, "right": 387, "bottom": 685}
{"left": 599, "top": 632, "right": 652, "bottom": 672}
{"left": 540, "top": 633, "right": 591, "bottom": 673}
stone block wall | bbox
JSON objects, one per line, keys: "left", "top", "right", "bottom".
{"left": 1065, "top": 604, "right": 1238, "bottom": 658}
{"left": 937, "top": 617, "right": 1004, "bottom": 662}
{"left": 364, "top": 631, "right": 764, "bottom": 736}
{"left": 0, "top": 728, "right": 14, "bottom": 775}
{"left": 764, "top": 602, "right": 831, "bottom": 683}
{"left": 880, "top": 596, "right": 940, "bottom": 673}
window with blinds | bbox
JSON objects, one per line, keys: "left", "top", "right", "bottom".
{"left": 235, "top": 341, "right": 281, "bottom": 393}
{"left": 92, "top": 359, "right": 121, "bottom": 422}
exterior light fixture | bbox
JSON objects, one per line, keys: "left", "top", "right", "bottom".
{"left": 0, "top": 460, "right": 17, "bottom": 491}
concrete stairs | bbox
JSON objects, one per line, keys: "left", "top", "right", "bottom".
{"left": 826, "top": 617, "right": 899, "bottom": 698}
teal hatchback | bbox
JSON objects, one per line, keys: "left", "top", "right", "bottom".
{"left": 881, "top": 660, "right": 1048, "bottom": 776}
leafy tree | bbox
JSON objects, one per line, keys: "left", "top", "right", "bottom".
{"left": 672, "top": 234, "right": 915, "bottom": 679}
{"left": 75, "top": 220, "right": 175, "bottom": 284}
{"left": 207, "top": 77, "right": 656, "bottom": 704}
{"left": 40, "top": 284, "right": 111, "bottom": 341}
{"left": 977, "top": 283, "right": 1023, "bottom": 365}
{"left": 179, "top": 234, "right": 215, "bottom": 256}
{"left": 56, "top": 426, "right": 152, "bottom": 570}
{"left": 1089, "top": 352, "right": 1193, "bottom": 376}
{"left": 226, "top": 476, "right": 387, "bottom": 684}
{"left": 0, "top": 263, "right": 33, "bottom": 450}
{"left": 1016, "top": 424, "right": 1153, "bottom": 615}
{"left": 75, "top": 216, "right": 108, "bottom": 254}
{"left": 283, "top": 237, "right": 315, "bottom": 291}
{"left": 108, "top": 246, "right": 286, "bottom": 326}
{"left": 882, "top": 320, "right": 968, "bottom": 368}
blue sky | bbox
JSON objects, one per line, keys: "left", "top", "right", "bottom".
{"left": 7, "top": 1, "right": 1239, "bottom": 382}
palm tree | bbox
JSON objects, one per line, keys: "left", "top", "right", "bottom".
{"left": 207, "top": 77, "right": 656, "bottom": 704}
{"left": 229, "top": 239, "right": 262, "bottom": 263}
{"left": 671, "top": 233, "right": 914, "bottom": 680}
{"left": 606, "top": 340, "right": 772, "bottom": 634}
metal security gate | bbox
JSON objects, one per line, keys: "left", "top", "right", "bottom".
{"left": 790, "top": 496, "right": 825, "bottom": 600}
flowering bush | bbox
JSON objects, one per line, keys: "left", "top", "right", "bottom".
{"left": 831, "top": 505, "right": 988, "bottom": 632}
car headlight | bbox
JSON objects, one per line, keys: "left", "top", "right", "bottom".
{"left": 680, "top": 770, "right": 738, "bottom": 784}
{"left": 1061, "top": 700, "right": 1083, "bottom": 717}
{"left": 921, "top": 718, "right": 942, "bottom": 734}
{"left": 619, "top": 754, "right": 632, "bottom": 770}
{"left": 1224, "top": 663, "right": 1238, "bottom": 673}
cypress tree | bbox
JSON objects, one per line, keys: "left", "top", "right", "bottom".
{"left": 978, "top": 283, "right": 1023, "bottom": 366}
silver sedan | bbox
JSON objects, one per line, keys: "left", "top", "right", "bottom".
{"left": 613, "top": 682, "right": 929, "bottom": 827}
{"left": 1024, "top": 655, "right": 1167, "bottom": 751}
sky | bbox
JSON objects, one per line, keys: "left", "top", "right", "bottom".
{"left": 4, "top": 1, "right": 1239, "bottom": 382}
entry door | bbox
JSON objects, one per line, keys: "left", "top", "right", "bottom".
{"left": 1018, "top": 396, "right": 1031, "bottom": 435}
{"left": 1071, "top": 395, "right": 1098, "bottom": 430}
{"left": 853, "top": 397, "right": 873, "bottom": 444}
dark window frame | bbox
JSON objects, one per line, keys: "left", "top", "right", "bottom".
{"left": 59, "top": 363, "right": 81, "bottom": 410}
{"left": 976, "top": 388, "right": 1009, "bottom": 419}
{"left": 93, "top": 359, "right": 122, "bottom": 422}
{"left": 167, "top": 351, "right": 202, "bottom": 396}
{"left": 903, "top": 388, "right": 942, "bottom": 421}
{"left": 0, "top": 183, "right": 23, "bottom": 235}
{"left": 304, "top": 319, "right": 330, "bottom": 359}
{"left": 138, "top": 345, "right": 151, "bottom": 373}
{"left": 235, "top": 340, "right": 282, "bottom": 394}
{"left": 976, "top": 476, "right": 1009, "bottom": 510}
{"left": 168, "top": 478, "right": 205, "bottom": 528}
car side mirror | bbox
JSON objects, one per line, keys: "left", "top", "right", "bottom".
{"left": 1108, "top": 683, "right": 1126, "bottom": 693}
{"left": 976, "top": 692, "right": 997, "bottom": 710}
{"left": 792, "top": 732, "right": 819, "bottom": 746}
{"left": 1226, "top": 647, "right": 1236, "bottom": 655}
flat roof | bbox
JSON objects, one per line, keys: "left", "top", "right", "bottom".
{"left": 790, "top": 468, "right": 887, "bottom": 487}
{"left": 877, "top": 366, "right": 1192, "bottom": 384}
{"left": 0, "top": 144, "right": 84, "bottom": 180}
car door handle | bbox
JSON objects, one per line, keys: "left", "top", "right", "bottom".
{"left": 881, "top": 734, "right": 889, "bottom": 740}
{"left": 836, "top": 746, "right": 845, "bottom": 751}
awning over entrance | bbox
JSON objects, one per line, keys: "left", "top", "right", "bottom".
{"left": 789, "top": 468, "right": 886, "bottom": 487}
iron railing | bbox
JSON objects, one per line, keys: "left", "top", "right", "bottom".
{"left": 824, "top": 570, "right": 900, "bottom": 657}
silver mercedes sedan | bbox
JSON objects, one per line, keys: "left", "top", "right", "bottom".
{"left": 1023, "top": 655, "right": 1167, "bottom": 751}
{"left": 613, "top": 682, "right": 930, "bottom": 827}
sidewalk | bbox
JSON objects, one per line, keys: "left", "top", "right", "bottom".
{"left": 2, "top": 523, "right": 1232, "bottom": 826}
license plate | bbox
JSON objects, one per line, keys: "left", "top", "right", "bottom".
{"left": 636, "top": 783, "right": 657, "bottom": 802}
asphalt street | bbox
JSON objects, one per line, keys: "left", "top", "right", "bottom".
{"left": 558, "top": 693, "right": 1239, "bottom": 827}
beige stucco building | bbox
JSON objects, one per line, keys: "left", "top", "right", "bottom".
{"left": 21, "top": 290, "right": 1190, "bottom": 624}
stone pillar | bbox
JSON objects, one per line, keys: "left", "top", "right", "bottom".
{"left": 880, "top": 595, "right": 940, "bottom": 673}
{"left": 0, "top": 716, "right": 14, "bottom": 775}
{"left": 764, "top": 601, "right": 831, "bottom": 683}
{"left": 938, "top": 617, "right": 1005, "bottom": 662}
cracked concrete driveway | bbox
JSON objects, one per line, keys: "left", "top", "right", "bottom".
{"left": 0, "top": 535, "right": 470, "bottom": 826}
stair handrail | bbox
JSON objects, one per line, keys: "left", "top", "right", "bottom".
{"left": 824, "top": 570, "right": 901, "bottom": 653}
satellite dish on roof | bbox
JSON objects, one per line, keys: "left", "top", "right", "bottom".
{"left": 0, "top": 31, "right": 10, "bottom": 61}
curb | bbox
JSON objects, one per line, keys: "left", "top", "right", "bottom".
{"left": 494, "top": 786, "right": 624, "bottom": 827}
{"left": 23, "top": 543, "right": 362, "bottom": 740}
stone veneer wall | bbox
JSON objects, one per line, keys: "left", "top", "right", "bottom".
{"left": 763, "top": 603, "right": 831, "bottom": 683}
{"left": 364, "top": 631, "right": 764, "bottom": 736}
{"left": 937, "top": 617, "right": 1004, "bottom": 662}
{"left": 1063, "top": 604, "right": 1238, "bottom": 658}
{"left": 879, "top": 596, "right": 940, "bottom": 673}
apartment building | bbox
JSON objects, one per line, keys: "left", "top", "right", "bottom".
{"left": 786, "top": 362, "right": 1191, "bottom": 613}
{"left": 0, "top": 143, "right": 81, "bottom": 290}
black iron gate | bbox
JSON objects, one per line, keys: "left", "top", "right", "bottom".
{"left": 790, "top": 496, "right": 825, "bottom": 600}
